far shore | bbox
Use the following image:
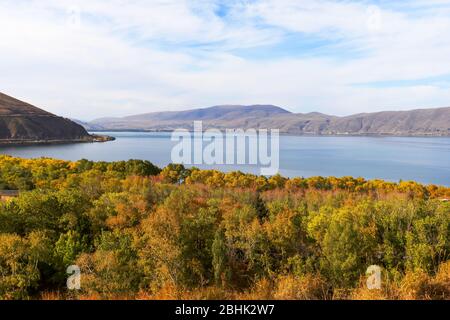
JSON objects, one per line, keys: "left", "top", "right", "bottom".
{"left": 88, "top": 129, "right": 450, "bottom": 138}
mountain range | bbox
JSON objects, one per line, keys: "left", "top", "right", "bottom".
{"left": 82, "top": 104, "right": 450, "bottom": 136}
{"left": 1, "top": 90, "right": 448, "bottom": 139}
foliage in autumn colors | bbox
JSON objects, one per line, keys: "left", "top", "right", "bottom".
{"left": 0, "top": 156, "right": 449, "bottom": 300}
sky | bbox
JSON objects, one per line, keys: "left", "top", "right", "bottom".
{"left": 1, "top": 0, "right": 450, "bottom": 120}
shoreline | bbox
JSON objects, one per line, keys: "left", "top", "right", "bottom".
{"left": 0, "top": 134, "right": 115, "bottom": 147}
{"left": 89, "top": 129, "right": 450, "bottom": 138}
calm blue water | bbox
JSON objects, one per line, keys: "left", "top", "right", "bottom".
{"left": 1, "top": 132, "right": 449, "bottom": 186}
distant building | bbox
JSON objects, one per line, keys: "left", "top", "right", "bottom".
{"left": 0, "top": 190, "right": 19, "bottom": 201}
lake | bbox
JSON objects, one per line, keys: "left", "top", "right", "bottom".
{"left": 1, "top": 132, "right": 449, "bottom": 186}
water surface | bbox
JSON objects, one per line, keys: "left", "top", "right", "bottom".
{"left": 1, "top": 132, "right": 449, "bottom": 186}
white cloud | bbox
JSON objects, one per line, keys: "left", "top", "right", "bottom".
{"left": 0, "top": 0, "right": 449, "bottom": 120}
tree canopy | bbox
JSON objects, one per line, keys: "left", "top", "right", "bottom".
{"left": 0, "top": 155, "right": 448, "bottom": 300}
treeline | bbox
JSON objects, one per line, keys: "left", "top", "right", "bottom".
{"left": 0, "top": 155, "right": 448, "bottom": 300}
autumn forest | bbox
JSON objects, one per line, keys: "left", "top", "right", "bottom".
{"left": 0, "top": 155, "right": 449, "bottom": 300}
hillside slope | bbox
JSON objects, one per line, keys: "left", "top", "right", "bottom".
{"left": 0, "top": 92, "right": 94, "bottom": 144}
{"left": 87, "top": 104, "right": 450, "bottom": 136}
{"left": 325, "top": 108, "right": 450, "bottom": 135}
{"left": 89, "top": 105, "right": 291, "bottom": 131}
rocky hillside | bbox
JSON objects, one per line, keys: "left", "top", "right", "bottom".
{"left": 86, "top": 104, "right": 450, "bottom": 136}
{"left": 0, "top": 92, "right": 94, "bottom": 144}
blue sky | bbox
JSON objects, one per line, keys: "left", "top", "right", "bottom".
{"left": 0, "top": 0, "right": 450, "bottom": 119}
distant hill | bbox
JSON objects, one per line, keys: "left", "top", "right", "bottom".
{"left": 71, "top": 119, "right": 105, "bottom": 131}
{"left": 86, "top": 104, "right": 450, "bottom": 136}
{"left": 0, "top": 92, "right": 95, "bottom": 144}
